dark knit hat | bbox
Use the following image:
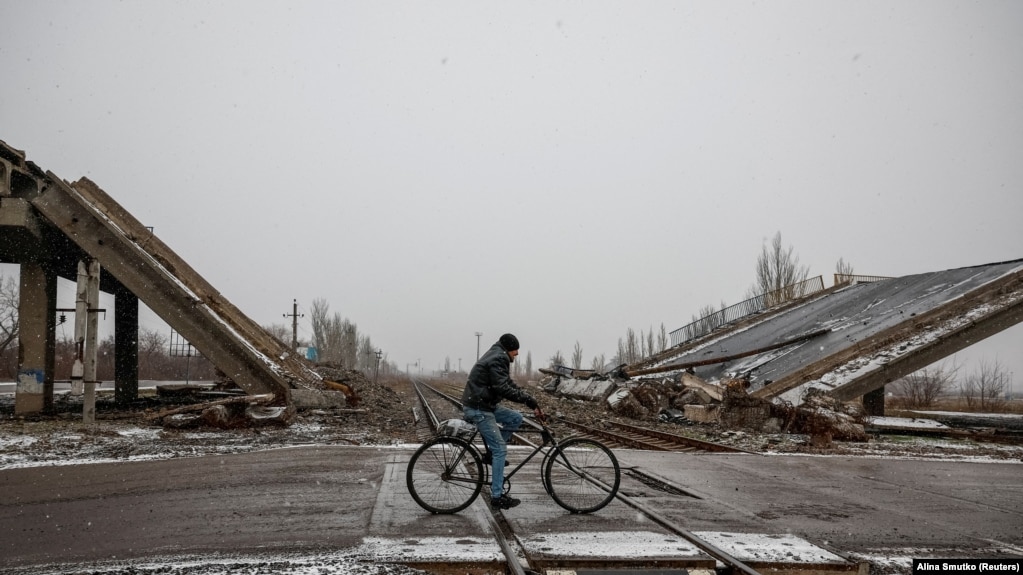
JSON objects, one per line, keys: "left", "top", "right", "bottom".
{"left": 499, "top": 333, "right": 520, "bottom": 351}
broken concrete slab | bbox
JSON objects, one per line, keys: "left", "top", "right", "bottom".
{"left": 291, "top": 388, "right": 348, "bottom": 409}
{"left": 684, "top": 404, "right": 720, "bottom": 423}
{"left": 680, "top": 372, "right": 724, "bottom": 401}
{"left": 553, "top": 378, "right": 617, "bottom": 402}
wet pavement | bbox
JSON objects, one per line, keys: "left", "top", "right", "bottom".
{"left": 1, "top": 445, "right": 1021, "bottom": 573}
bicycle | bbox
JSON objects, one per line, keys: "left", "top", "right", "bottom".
{"left": 406, "top": 415, "right": 621, "bottom": 514}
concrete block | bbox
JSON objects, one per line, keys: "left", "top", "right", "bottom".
{"left": 684, "top": 404, "right": 720, "bottom": 423}
{"left": 291, "top": 388, "right": 348, "bottom": 409}
{"left": 556, "top": 378, "right": 617, "bottom": 402}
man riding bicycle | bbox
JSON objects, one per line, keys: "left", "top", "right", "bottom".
{"left": 461, "top": 333, "right": 543, "bottom": 510}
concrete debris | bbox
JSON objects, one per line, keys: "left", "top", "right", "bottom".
{"left": 313, "top": 365, "right": 370, "bottom": 406}
{"left": 149, "top": 393, "right": 296, "bottom": 429}
{"left": 540, "top": 369, "right": 869, "bottom": 442}
{"left": 684, "top": 404, "right": 720, "bottom": 424}
{"left": 291, "top": 389, "right": 349, "bottom": 409}
{"left": 149, "top": 365, "right": 379, "bottom": 429}
{"left": 150, "top": 365, "right": 401, "bottom": 431}
{"left": 658, "top": 408, "right": 689, "bottom": 425}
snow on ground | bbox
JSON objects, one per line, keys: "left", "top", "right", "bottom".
{"left": 912, "top": 410, "right": 1023, "bottom": 420}
{"left": 3, "top": 394, "right": 1023, "bottom": 470}
{"left": 867, "top": 416, "right": 950, "bottom": 429}
{"left": 3, "top": 394, "right": 1022, "bottom": 574}
{"left": 0, "top": 550, "right": 433, "bottom": 575}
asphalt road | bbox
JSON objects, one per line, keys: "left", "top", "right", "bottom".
{"left": 2, "top": 446, "right": 1021, "bottom": 571}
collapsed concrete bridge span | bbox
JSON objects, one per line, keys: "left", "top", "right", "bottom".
{"left": 636, "top": 259, "right": 1023, "bottom": 415}
{"left": 1, "top": 139, "right": 321, "bottom": 413}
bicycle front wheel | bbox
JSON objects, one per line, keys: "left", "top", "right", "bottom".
{"left": 406, "top": 436, "right": 484, "bottom": 514}
{"left": 544, "top": 437, "right": 620, "bottom": 513}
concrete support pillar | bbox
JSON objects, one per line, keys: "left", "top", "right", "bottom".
{"left": 15, "top": 263, "right": 57, "bottom": 414}
{"left": 114, "top": 283, "right": 139, "bottom": 405}
{"left": 82, "top": 260, "right": 100, "bottom": 423}
{"left": 862, "top": 385, "right": 886, "bottom": 417}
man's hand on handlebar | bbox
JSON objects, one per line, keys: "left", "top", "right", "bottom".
{"left": 533, "top": 407, "right": 547, "bottom": 424}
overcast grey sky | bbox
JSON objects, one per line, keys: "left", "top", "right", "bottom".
{"left": 2, "top": 1, "right": 1021, "bottom": 383}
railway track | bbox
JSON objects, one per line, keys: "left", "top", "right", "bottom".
{"left": 559, "top": 418, "right": 757, "bottom": 454}
{"left": 418, "top": 379, "right": 751, "bottom": 453}
{"left": 408, "top": 378, "right": 767, "bottom": 575}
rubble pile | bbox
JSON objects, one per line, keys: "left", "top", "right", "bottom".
{"left": 783, "top": 389, "right": 869, "bottom": 445}
{"left": 309, "top": 365, "right": 409, "bottom": 417}
{"left": 146, "top": 365, "right": 409, "bottom": 433}
{"left": 539, "top": 368, "right": 869, "bottom": 444}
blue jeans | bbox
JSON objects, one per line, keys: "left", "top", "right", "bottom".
{"left": 463, "top": 405, "right": 524, "bottom": 499}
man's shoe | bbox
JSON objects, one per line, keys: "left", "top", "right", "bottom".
{"left": 481, "top": 450, "right": 492, "bottom": 466}
{"left": 491, "top": 494, "right": 521, "bottom": 510}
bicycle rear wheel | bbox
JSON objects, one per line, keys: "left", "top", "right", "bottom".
{"left": 406, "top": 436, "right": 484, "bottom": 514}
{"left": 544, "top": 437, "right": 620, "bottom": 513}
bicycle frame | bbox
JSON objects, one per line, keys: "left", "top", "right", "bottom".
{"left": 461, "top": 420, "right": 566, "bottom": 492}
{"left": 407, "top": 415, "right": 621, "bottom": 514}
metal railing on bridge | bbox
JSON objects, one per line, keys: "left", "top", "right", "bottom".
{"left": 834, "top": 273, "right": 893, "bottom": 287}
{"left": 668, "top": 276, "right": 826, "bottom": 347}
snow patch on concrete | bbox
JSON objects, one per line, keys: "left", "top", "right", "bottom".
{"left": 520, "top": 530, "right": 703, "bottom": 559}
{"left": 695, "top": 531, "right": 850, "bottom": 564}
{"left": 356, "top": 535, "right": 503, "bottom": 562}
{"left": 867, "top": 416, "right": 950, "bottom": 429}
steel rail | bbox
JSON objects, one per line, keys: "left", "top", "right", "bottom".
{"left": 559, "top": 419, "right": 676, "bottom": 451}
{"left": 410, "top": 379, "right": 531, "bottom": 575}
{"left": 608, "top": 470, "right": 764, "bottom": 575}
{"left": 560, "top": 418, "right": 752, "bottom": 454}
{"left": 409, "top": 378, "right": 440, "bottom": 431}
{"left": 416, "top": 380, "right": 545, "bottom": 446}
{"left": 603, "top": 419, "right": 761, "bottom": 454}
{"left": 408, "top": 381, "right": 761, "bottom": 574}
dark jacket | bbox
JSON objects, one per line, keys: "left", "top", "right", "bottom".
{"left": 462, "top": 342, "right": 537, "bottom": 412}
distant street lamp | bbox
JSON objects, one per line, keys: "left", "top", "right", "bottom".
{"left": 475, "top": 331, "right": 483, "bottom": 361}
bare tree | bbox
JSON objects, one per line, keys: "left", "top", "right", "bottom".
{"left": 891, "top": 361, "right": 958, "bottom": 409}
{"left": 571, "top": 341, "right": 583, "bottom": 370}
{"left": 657, "top": 323, "right": 668, "bottom": 353}
{"left": 340, "top": 319, "right": 358, "bottom": 367}
{"left": 262, "top": 322, "right": 292, "bottom": 347}
{"left": 309, "top": 298, "right": 360, "bottom": 367}
{"left": 138, "top": 327, "right": 169, "bottom": 379}
{"left": 525, "top": 351, "right": 533, "bottom": 381}
{"left": 755, "top": 231, "right": 810, "bottom": 306}
{"left": 625, "top": 328, "right": 639, "bottom": 364}
{"left": 309, "top": 298, "right": 339, "bottom": 363}
{"left": 548, "top": 350, "right": 565, "bottom": 368}
{"left": 960, "top": 358, "right": 1009, "bottom": 411}
{"left": 356, "top": 335, "right": 376, "bottom": 372}
{"left": 0, "top": 273, "right": 19, "bottom": 379}
{"left": 691, "top": 304, "right": 721, "bottom": 335}
{"left": 835, "top": 257, "right": 854, "bottom": 276}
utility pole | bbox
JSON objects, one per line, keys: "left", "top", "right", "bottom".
{"left": 71, "top": 259, "right": 101, "bottom": 424}
{"left": 475, "top": 331, "right": 482, "bottom": 361}
{"left": 283, "top": 299, "right": 303, "bottom": 350}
